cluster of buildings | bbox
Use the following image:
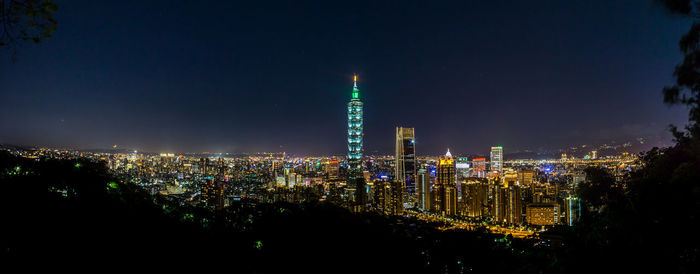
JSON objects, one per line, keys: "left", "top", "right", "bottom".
{"left": 374, "top": 138, "right": 588, "bottom": 227}
{"left": 342, "top": 76, "right": 635, "bottom": 228}
{"left": 0, "top": 75, "right": 640, "bottom": 231}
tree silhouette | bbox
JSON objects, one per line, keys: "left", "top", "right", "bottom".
{"left": 2, "top": 151, "right": 542, "bottom": 273}
{"left": 554, "top": 3, "right": 700, "bottom": 273}
{"left": 0, "top": 0, "right": 57, "bottom": 53}
{"left": 658, "top": 0, "right": 700, "bottom": 137}
{"left": 576, "top": 166, "right": 623, "bottom": 212}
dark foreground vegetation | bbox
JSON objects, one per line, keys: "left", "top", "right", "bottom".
{"left": 2, "top": 125, "right": 700, "bottom": 274}
{"left": 1, "top": 152, "right": 546, "bottom": 273}
{"left": 2, "top": 125, "right": 700, "bottom": 273}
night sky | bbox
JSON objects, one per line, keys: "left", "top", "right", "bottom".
{"left": 0, "top": 0, "right": 692, "bottom": 155}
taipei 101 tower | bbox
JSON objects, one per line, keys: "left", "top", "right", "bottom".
{"left": 347, "top": 75, "right": 363, "bottom": 170}
{"left": 347, "top": 75, "right": 365, "bottom": 208}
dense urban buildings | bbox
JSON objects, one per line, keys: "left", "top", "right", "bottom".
{"left": 0, "top": 74, "right": 643, "bottom": 237}
{"left": 0, "top": 66, "right": 642, "bottom": 232}
{"left": 0, "top": 141, "right": 637, "bottom": 235}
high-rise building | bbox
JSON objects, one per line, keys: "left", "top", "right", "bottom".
{"left": 456, "top": 157, "right": 469, "bottom": 180}
{"left": 455, "top": 157, "right": 469, "bottom": 201}
{"left": 325, "top": 161, "right": 340, "bottom": 180}
{"left": 372, "top": 180, "right": 403, "bottom": 215}
{"left": 199, "top": 157, "right": 210, "bottom": 176}
{"left": 530, "top": 182, "right": 557, "bottom": 203}
{"left": 285, "top": 172, "right": 297, "bottom": 187}
{"left": 502, "top": 170, "right": 518, "bottom": 186}
{"left": 471, "top": 158, "right": 487, "bottom": 178}
{"left": 417, "top": 168, "right": 432, "bottom": 211}
{"left": 563, "top": 196, "right": 581, "bottom": 226}
{"left": 395, "top": 127, "right": 416, "bottom": 195}
{"left": 347, "top": 75, "right": 363, "bottom": 170}
{"left": 347, "top": 75, "right": 365, "bottom": 207}
{"left": 201, "top": 178, "right": 225, "bottom": 210}
{"left": 490, "top": 146, "right": 503, "bottom": 174}
{"left": 502, "top": 185, "right": 523, "bottom": 225}
{"left": 463, "top": 179, "right": 488, "bottom": 218}
{"left": 434, "top": 149, "right": 457, "bottom": 216}
{"left": 493, "top": 179, "right": 523, "bottom": 226}
{"left": 517, "top": 170, "right": 535, "bottom": 185}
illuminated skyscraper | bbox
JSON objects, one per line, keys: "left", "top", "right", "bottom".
{"left": 325, "top": 160, "right": 340, "bottom": 180}
{"left": 502, "top": 170, "right": 517, "bottom": 186}
{"left": 434, "top": 149, "right": 457, "bottom": 216}
{"left": 490, "top": 146, "right": 503, "bottom": 174}
{"left": 347, "top": 75, "right": 365, "bottom": 207}
{"left": 202, "top": 178, "right": 225, "bottom": 210}
{"left": 395, "top": 127, "right": 416, "bottom": 194}
{"left": 564, "top": 196, "right": 582, "bottom": 226}
{"left": 347, "top": 75, "right": 363, "bottom": 169}
{"left": 471, "top": 158, "right": 486, "bottom": 178}
{"left": 455, "top": 157, "right": 469, "bottom": 180}
{"left": 494, "top": 184, "right": 523, "bottom": 225}
{"left": 199, "top": 158, "right": 210, "bottom": 176}
{"left": 372, "top": 180, "right": 403, "bottom": 215}
{"left": 455, "top": 157, "right": 469, "bottom": 201}
{"left": 463, "top": 179, "right": 488, "bottom": 218}
{"left": 417, "top": 168, "right": 432, "bottom": 211}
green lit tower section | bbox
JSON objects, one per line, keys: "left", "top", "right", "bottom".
{"left": 347, "top": 74, "right": 363, "bottom": 170}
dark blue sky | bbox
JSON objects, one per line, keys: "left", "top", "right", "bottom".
{"left": 0, "top": 0, "right": 692, "bottom": 155}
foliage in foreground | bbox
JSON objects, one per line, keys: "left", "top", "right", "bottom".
{"left": 1, "top": 152, "right": 544, "bottom": 273}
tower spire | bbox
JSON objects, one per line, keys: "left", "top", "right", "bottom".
{"left": 351, "top": 74, "right": 359, "bottom": 100}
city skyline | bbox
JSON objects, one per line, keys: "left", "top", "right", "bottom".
{"left": 4, "top": 1, "right": 700, "bottom": 272}
{"left": 0, "top": 1, "right": 691, "bottom": 155}
{"left": 0, "top": 69, "right": 683, "bottom": 158}
{"left": 1, "top": 72, "right": 668, "bottom": 158}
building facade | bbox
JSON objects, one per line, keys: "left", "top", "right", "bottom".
{"left": 463, "top": 179, "right": 488, "bottom": 218}
{"left": 471, "top": 158, "right": 486, "bottom": 178}
{"left": 526, "top": 203, "right": 560, "bottom": 226}
{"left": 434, "top": 150, "right": 457, "bottom": 216}
{"left": 347, "top": 75, "right": 363, "bottom": 170}
{"left": 417, "top": 168, "right": 432, "bottom": 212}
{"left": 373, "top": 180, "right": 403, "bottom": 215}
{"left": 490, "top": 146, "right": 503, "bottom": 175}
{"left": 347, "top": 75, "right": 365, "bottom": 206}
{"left": 395, "top": 127, "right": 416, "bottom": 195}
